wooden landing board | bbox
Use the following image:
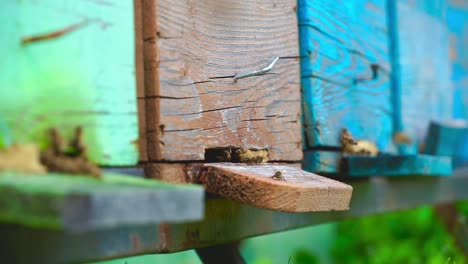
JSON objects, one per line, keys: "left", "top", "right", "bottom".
{"left": 0, "top": 0, "right": 139, "bottom": 165}
{"left": 424, "top": 121, "right": 468, "bottom": 167}
{"left": 304, "top": 151, "right": 452, "bottom": 177}
{"left": 135, "top": 0, "right": 302, "bottom": 162}
{"left": 199, "top": 164, "right": 352, "bottom": 212}
{"left": 299, "top": 0, "right": 393, "bottom": 151}
{"left": 397, "top": 0, "right": 453, "bottom": 148}
{"left": 0, "top": 172, "right": 204, "bottom": 233}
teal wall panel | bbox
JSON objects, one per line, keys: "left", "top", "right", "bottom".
{"left": 397, "top": 0, "right": 453, "bottom": 149}
{"left": 0, "top": 0, "right": 139, "bottom": 165}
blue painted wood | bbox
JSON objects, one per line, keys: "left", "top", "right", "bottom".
{"left": 397, "top": 0, "right": 453, "bottom": 150}
{"left": 303, "top": 150, "right": 338, "bottom": 174}
{"left": 448, "top": 1, "right": 468, "bottom": 119}
{"left": 424, "top": 121, "right": 468, "bottom": 167}
{"left": 298, "top": 0, "right": 393, "bottom": 152}
{"left": 300, "top": 0, "right": 455, "bottom": 177}
{"left": 341, "top": 154, "right": 452, "bottom": 177}
{"left": 387, "top": 0, "right": 403, "bottom": 136}
{"left": 303, "top": 150, "right": 452, "bottom": 177}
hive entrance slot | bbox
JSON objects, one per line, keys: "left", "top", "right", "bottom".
{"left": 204, "top": 147, "right": 269, "bottom": 163}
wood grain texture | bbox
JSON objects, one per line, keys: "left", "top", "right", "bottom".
{"left": 199, "top": 163, "right": 353, "bottom": 212}
{"left": 0, "top": 0, "right": 139, "bottom": 165}
{"left": 136, "top": 0, "right": 302, "bottom": 161}
{"left": 397, "top": 0, "right": 453, "bottom": 149}
{"left": 144, "top": 163, "right": 193, "bottom": 183}
{"left": 144, "top": 162, "right": 303, "bottom": 183}
{"left": 299, "top": 0, "right": 393, "bottom": 151}
{"left": 0, "top": 172, "right": 204, "bottom": 233}
{"left": 134, "top": 0, "right": 148, "bottom": 162}
{"left": 304, "top": 150, "right": 452, "bottom": 177}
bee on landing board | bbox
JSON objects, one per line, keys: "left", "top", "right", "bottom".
{"left": 340, "top": 129, "right": 379, "bottom": 156}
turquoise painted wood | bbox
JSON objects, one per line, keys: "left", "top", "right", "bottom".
{"left": 298, "top": 0, "right": 393, "bottom": 151}
{"left": 340, "top": 154, "right": 452, "bottom": 177}
{"left": 397, "top": 0, "right": 453, "bottom": 152}
{"left": 448, "top": 1, "right": 468, "bottom": 120}
{"left": 303, "top": 151, "right": 453, "bottom": 177}
{"left": 300, "top": 0, "right": 456, "bottom": 177}
{"left": 424, "top": 121, "right": 468, "bottom": 167}
{"left": 0, "top": 1, "right": 139, "bottom": 165}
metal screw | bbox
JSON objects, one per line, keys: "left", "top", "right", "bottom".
{"left": 233, "top": 57, "right": 279, "bottom": 80}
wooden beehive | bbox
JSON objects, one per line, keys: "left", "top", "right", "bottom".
{"left": 299, "top": 0, "right": 452, "bottom": 177}
{"left": 135, "top": 0, "right": 302, "bottom": 163}
{"left": 134, "top": 0, "right": 353, "bottom": 212}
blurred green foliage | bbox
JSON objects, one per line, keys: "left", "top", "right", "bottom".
{"left": 332, "top": 205, "right": 467, "bottom": 264}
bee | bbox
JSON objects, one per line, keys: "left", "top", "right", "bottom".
{"left": 233, "top": 148, "right": 269, "bottom": 164}
{"left": 393, "top": 131, "right": 412, "bottom": 145}
{"left": 340, "top": 129, "right": 378, "bottom": 156}
{"left": 270, "top": 171, "right": 286, "bottom": 181}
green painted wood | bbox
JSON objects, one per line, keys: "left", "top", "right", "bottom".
{"left": 0, "top": 0, "right": 139, "bottom": 165}
{"left": 3, "top": 169, "right": 468, "bottom": 263}
{"left": 303, "top": 150, "right": 452, "bottom": 177}
{"left": 0, "top": 172, "right": 204, "bottom": 232}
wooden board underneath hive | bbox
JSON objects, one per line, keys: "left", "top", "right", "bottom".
{"left": 135, "top": 0, "right": 302, "bottom": 162}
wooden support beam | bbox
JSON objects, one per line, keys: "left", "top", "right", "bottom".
{"left": 196, "top": 242, "right": 246, "bottom": 264}
{"left": 434, "top": 203, "right": 468, "bottom": 257}
{"left": 2, "top": 168, "right": 468, "bottom": 263}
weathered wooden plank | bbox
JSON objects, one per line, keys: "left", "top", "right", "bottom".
{"left": 136, "top": 0, "right": 302, "bottom": 161}
{"left": 0, "top": 0, "right": 139, "bottom": 165}
{"left": 3, "top": 169, "right": 468, "bottom": 263}
{"left": 397, "top": 0, "right": 453, "bottom": 148}
{"left": 0, "top": 172, "right": 204, "bottom": 233}
{"left": 304, "top": 150, "right": 452, "bottom": 177}
{"left": 134, "top": 0, "right": 148, "bottom": 162}
{"left": 424, "top": 121, "right": 468, "bottom": 167}
{"left": 449, "top": 0, "right": 468, "bottom": 120}
{"left": 299, "top": 0, "right": 393, "bottom": 152}
{"left": 199, "top": 163, "right": 352, "bottom": 212}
